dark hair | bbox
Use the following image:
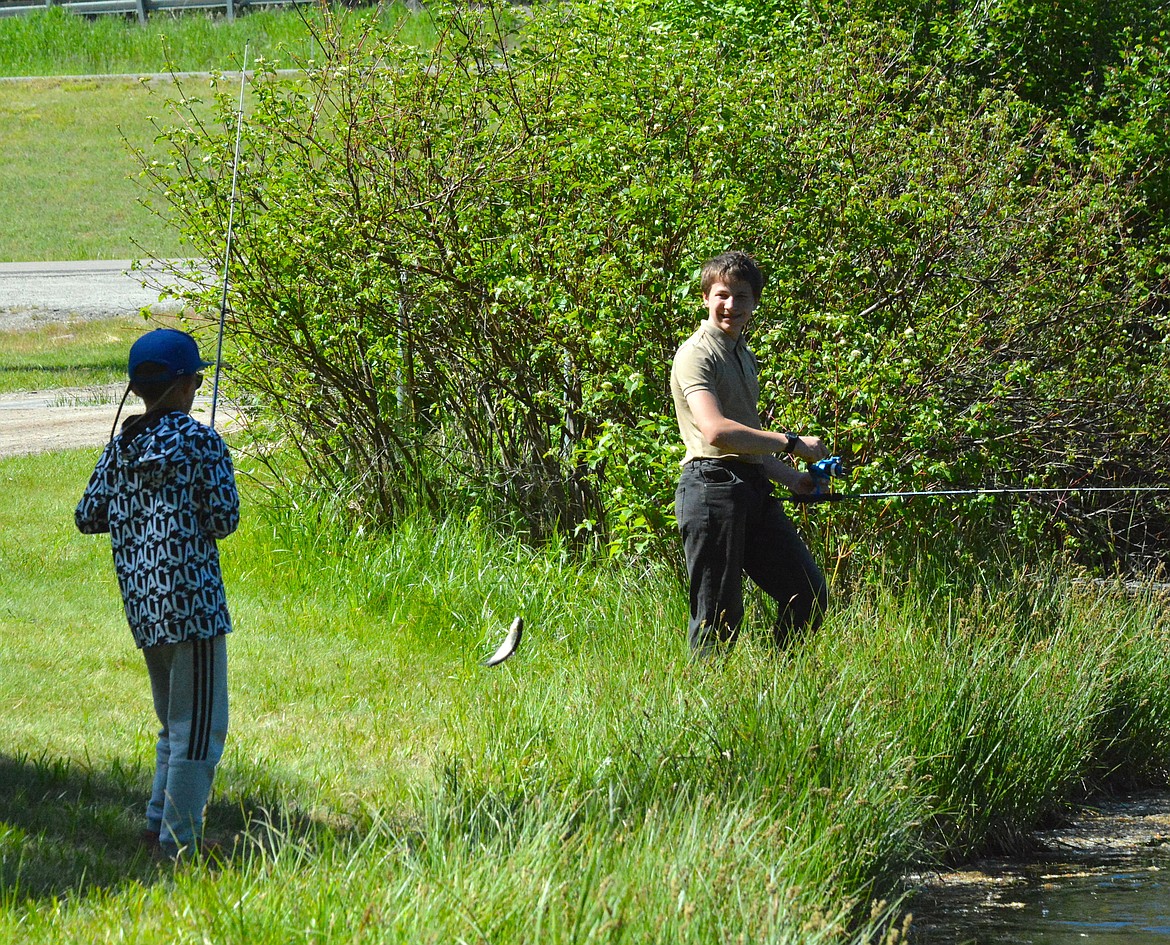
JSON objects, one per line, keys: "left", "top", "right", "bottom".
{"left": 700, "top": 251, "right": 765, "bottom": 303}
{"left": 129, "top": 361, "right": 179, "bottom": 402}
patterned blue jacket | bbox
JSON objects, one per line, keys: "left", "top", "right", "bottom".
{"left": 76, "top": 411, "right": 239, "bottom": 649}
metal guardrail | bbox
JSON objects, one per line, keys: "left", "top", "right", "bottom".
{"left": 0, "top": 0, "right": 308, "bottom": 22}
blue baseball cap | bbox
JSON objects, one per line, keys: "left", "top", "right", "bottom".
{"left": 128, "top": 328, "right": 213, "bottom": 383}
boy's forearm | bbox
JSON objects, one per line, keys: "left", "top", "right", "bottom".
{"left": 200, "top": 489, "right": 240, "bottom": 538}
{"left": 75, "top": 512, "right": 110, "bottom": 535}
{"left": 196, "top": 442, "right": 240, "bottom": 538}
{"left": 75, "top": 457, "right": 113, "bottom": 533}
{"left": 687, "top": 389, "right": 829, "bottom": 463}
{"left": 707, "top": 421, "right": 827, "bottom": 463}
{"left": 705, "top": 420, "right": 793, "bottom": 456}
{"left": 75, "top": 491, "right": 108, "bottom": 532}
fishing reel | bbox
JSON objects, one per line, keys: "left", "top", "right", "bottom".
{"left": 809, "top": 456, "right": 847, "bottom": 494}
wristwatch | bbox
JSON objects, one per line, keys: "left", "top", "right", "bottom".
{"left": 783, "top": 433, "right": 800, "bottom": 454}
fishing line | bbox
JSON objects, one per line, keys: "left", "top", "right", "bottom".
{"left": 108, "top": 383, "right": 134, "bottom": 442}
{"left": 790, "top": 485, "right": 1170, "bottom": 504}
{"left": 786, "top": 458, "right": 1170, "bottom": 503}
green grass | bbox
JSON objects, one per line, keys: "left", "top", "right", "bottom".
{"left": 0, "top": 5, "right": 438, "bottom": 262}
{"left": 0, "top": 5, "right": 436, "bottom": 77}
{"left": 0, "top": 76, "right": 192, "bottom": 261}
{"left": 3, "top": 442, "right": 1170, "bottom": 943}
{"left": 0, "top": 311, "right": 212, "bottom": 392}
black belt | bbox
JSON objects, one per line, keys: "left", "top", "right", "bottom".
{"left": 690, "top": 457, "right": 767, "bottom": 480}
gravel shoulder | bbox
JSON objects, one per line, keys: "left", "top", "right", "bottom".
{"left": 0, "top": 259, "right": 208, "bottom": 328}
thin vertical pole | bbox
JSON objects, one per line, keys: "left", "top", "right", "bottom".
{"left": 210, "top": 46, "right": 248, "bottom": 431}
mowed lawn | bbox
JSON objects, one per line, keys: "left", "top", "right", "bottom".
{"left": 0, "top": 4, "right": 445, "bottom": 263}
{"left": 0, "top": 76, "right": 202, "bottom": 262}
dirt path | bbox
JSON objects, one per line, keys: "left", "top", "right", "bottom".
{"left": 0, "top": 385, "right": 230, "bottom": 459}
{"left": 0, "top": 385, "right": 125, "bottom": 457}
{"left": 0, "top": 259, "right": 232, "bottom": 458}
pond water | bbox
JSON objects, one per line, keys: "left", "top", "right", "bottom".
{"left": 910, "top": 863, "right": 1170, "bottom": 943}
{"left": 907, "top": 792, "right": 1170, "bottom": 944}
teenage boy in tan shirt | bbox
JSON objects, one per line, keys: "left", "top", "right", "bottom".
{"left": 671, "top": 251, "right": 829, "bottom": 654}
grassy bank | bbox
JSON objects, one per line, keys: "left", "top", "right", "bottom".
{"left": 0, "top": 5, "right": 434, "bottom": 77}
{"left": 0, "top": 5, "right": 436, "bottom": 262}
{"left": 0, "top": 315, "right": 149, "bottom": 392}
{"left": 0, "top": 311, "right": 208, "bottom": 393}
{"left": 2, "top": 442, "right": 1169, "bottom": 943}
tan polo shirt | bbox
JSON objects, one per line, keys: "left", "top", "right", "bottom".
{"left": 671, "top": 320, "right": 762, "bottom": 465}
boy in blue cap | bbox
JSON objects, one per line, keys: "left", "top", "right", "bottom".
{"left": 76, "top": 328, "right": 239, "bottom": 861}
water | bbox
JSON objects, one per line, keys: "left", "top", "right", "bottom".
{"left": 908, "top": 793, "right": 1170, "bottom": 944}
{"left": 911, "top": 864, "right": 1170, "bottom": 943}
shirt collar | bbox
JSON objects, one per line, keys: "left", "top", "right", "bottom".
{"left": 698, "top": 319, "right": 744, "bottom": 352}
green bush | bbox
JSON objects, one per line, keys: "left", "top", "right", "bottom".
{"left": 140, "top": 1, "right": 1169, "bottom": 568}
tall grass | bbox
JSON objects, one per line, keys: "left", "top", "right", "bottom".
{"left": 2, "top": 447, "right": 1169, "bottom": 942}
{"left": 0, "top": 5, "right": 436, "bottom": 77}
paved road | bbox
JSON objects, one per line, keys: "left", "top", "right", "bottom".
{"left": 0, "top": 259, "right": 209, "bottom": 328}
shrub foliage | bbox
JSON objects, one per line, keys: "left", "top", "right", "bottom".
{"left": 138, "top": 0, "right": 1170, "bottom": 569}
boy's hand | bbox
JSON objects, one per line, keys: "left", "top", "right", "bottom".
{"left": 790, "top": 435, "right": 829, "bottom": 462}
{"left": 789, "top": 472, "right": 820, "bottom": 496}
{"left": 763, "top": 456, "right": 819, "bottom": 494}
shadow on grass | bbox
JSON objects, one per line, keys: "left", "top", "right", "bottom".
{"left": 0, "top": 751, "right": 334, "bottom": 901}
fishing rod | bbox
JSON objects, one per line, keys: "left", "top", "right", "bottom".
{"left": 210, "top": 45, "right": 248, "bottom": 431}
{"left": 787, "top": 457, "right": 1170, "bottom": 504}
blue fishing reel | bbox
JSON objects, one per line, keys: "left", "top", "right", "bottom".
{"left": 809, "top": 456, "right": 847, "bottom": 494}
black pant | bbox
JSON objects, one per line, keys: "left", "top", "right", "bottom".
{"left": 675, "top": 459, "right": 827, "bottom": 654}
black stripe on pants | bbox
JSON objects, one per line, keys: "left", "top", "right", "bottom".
{"left": 188, "top": 638, "right": 215, "bottom": 762}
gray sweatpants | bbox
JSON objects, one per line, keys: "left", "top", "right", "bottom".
{"left": 142, "top": 634, "right": 229, "bottom": 852}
